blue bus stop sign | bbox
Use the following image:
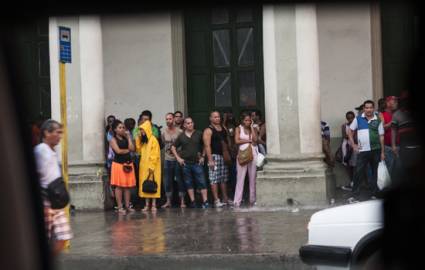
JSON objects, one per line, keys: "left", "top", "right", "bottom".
{"left": 59, "top": 26, "right": 71, "bottom": 63}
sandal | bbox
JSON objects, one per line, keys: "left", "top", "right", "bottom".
{"left": 151, "top": 205, "right": 157, "bottom": 212}
{"left": 161, "top": 203, "right": 171, "bottom": 209}
{"left": 142, "top": 206, "right": 150, "bottom": 212}
{"left": 118, "top": 208, "right": 126, "bottom": 214}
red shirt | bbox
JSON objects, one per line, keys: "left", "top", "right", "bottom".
{"left": 31, "top": 125, "right": 41, "bottom": 147}
{"left": 382, "top": 111, "right": 400, "bottom": 146}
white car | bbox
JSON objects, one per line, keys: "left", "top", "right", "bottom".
{"left": 299, "top": 200, "right": 383, "bottom": 269}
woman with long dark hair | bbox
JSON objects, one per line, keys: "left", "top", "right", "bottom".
{"left": 109, "top": 119, "right": 137, "bottom": 214}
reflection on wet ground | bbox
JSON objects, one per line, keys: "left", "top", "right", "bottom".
{"left": 66, "top": 208, "right": 315, "bottom": 257}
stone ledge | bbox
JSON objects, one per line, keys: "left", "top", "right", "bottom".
{"left": 257, "top": 173, "right": 328, "bottom": 179}
{"left": 256, "top": 153, "right": 334, "bottom": 207}
{"left": 261, "top": 156, "right": 327, "bottom": 172}
{"left": 69, "top": 160, "right": 104, "bottom": 166}
{"left": 257, "top": 168, "right": 329, "bottom": 207}
{"left": 265, "top": 153, "right": 325, "bottom": 162}
{"left": 69, "top": 161, "right": 105, "bottom": 176}
{"left": 68, "top": 174, "right": 104, "bottom": 210}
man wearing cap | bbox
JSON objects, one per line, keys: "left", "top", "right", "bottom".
{"left": 379, "top": 96, "right": 399, "bottom": 176}
{"left": 355, "top": 104, "right": 364, "bottom": 116}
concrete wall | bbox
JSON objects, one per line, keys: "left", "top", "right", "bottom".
{"left": 49, "top": 17, "right": 83, "bottom": 163}
{"left": 317, "top": 4, "right": 373, "bottom": 138}
{"left": 102, "top": 13, "right": 175, "bottom": 126}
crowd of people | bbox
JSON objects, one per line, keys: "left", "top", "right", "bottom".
{"left": 32, "top": 92, "right": 420, "bottom": 255}
{"left": 336, "top": 92, "right": 421, "bottom": 203}
{"left": 104, "top": 109, "right": 268, "bottom": 212}
{"left": 30, "top": 109, "right": 267, "bottom": 254}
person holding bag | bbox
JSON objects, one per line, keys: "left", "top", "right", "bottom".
{"left": 34, "top": 119, "right": 72, "bottom": 256}
{"left": 109, "top": 119, "right": 136, "bottom": 214}
{"left": 233, "top": 113, "right": 258, "bottom": 208}
{"left": 136, "top": 120, "right": 162, "bottom": 212}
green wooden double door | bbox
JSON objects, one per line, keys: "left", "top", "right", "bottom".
{"left": 381, "top": 2, "right": 419, "bottom": 97}
{"left": 10, "top": 18, "right": 51, "bottom": 126}
{"left": 184, "top": 6, "right": 265, "bottom": 130}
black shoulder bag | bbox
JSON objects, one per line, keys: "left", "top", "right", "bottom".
{"left": 45, "top": 177, "right": 70, "bottom": 209}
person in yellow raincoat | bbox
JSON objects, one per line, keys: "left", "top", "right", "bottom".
{"left": 136, "top": 120, "right": 161, "bottom": 212}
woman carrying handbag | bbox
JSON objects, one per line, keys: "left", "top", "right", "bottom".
{"left": 233, "top": 113, "right": 258, "bottom": 208}
{"left": 136, "top": 120, "right": 162, "bottom": 212}
{"left": 109, "top": 119, "right": 137, "bottom": 214}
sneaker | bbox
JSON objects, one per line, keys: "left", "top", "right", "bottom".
{"left": 347, "top": 197, "right": 359, "bottom": 204}
{"left": 214, "top": 199, "right": 225, "bottom": 208}
{"left": 188, "top": 201, "right": 196, "bottom": 208}
{"left": 341, "top": 185, "right": 352, "bottom": 191}
{"left": 201, "top": 202, "right": 210, "bottom": 209}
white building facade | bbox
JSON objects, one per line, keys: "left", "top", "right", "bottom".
{"left": 48, "top": 3, "right": 387, "bottom": 209}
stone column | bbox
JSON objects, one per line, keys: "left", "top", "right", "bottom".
{"left": 257, "top": 4, "right": 331, "bottom": 208}
{"left": 49, "top": 16, "right": 107, "bottom": 209}
{"left": 171, "top": 11, "right": 187, "bottom": 115}
{"left": 79, "top": 16, "right": 105, "bottom": 163}
{"left": 67, "top": 16, "right": 105, "bottom": 209}
{"left": 370, "top": 2, "right": 383, "bottom": 103}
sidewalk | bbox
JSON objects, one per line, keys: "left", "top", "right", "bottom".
{"left": 58, "top": 207, "right": 318, "bottom": 270}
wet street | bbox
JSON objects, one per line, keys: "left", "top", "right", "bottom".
{"left": 58, "top": 207, "right": 317, "bottom": 270}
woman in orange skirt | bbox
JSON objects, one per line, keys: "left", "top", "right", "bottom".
{"left": 110, "top": 120, "right": 136, "bottom": 214}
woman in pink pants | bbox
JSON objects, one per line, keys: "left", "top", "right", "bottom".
{"left": 233, "top": 113, "right": 258, "bottom": 208}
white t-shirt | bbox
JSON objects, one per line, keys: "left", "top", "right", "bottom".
{"left": 34, "top": 143, "right": 62, "bottom": 188}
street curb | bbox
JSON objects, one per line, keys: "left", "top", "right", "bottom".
{"left": 58, "top": 253, "right": 314, "bottom": 270}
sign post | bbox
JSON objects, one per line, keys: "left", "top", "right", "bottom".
{"left": 59, "top": 26, "right": 71, "bottom": 250}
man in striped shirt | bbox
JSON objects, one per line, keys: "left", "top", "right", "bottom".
{"left": 347, "top": 100, "right": 385, "bottom": 203}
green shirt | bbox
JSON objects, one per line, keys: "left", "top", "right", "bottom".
{"left": 132, "top": 125, "right": 160, "bottom": 139}
{"left": 152, "top": 125, "right": 160, "bottom": 139}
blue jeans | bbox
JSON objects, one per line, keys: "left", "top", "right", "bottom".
{"left": 182, "top": 162, "right": 207, "bottom": 190}
{"left": 384, "top": 145, "right": 396, "bottom": 177}
{"left": 163, "top": 160, "right": 185, "bottom": 199}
